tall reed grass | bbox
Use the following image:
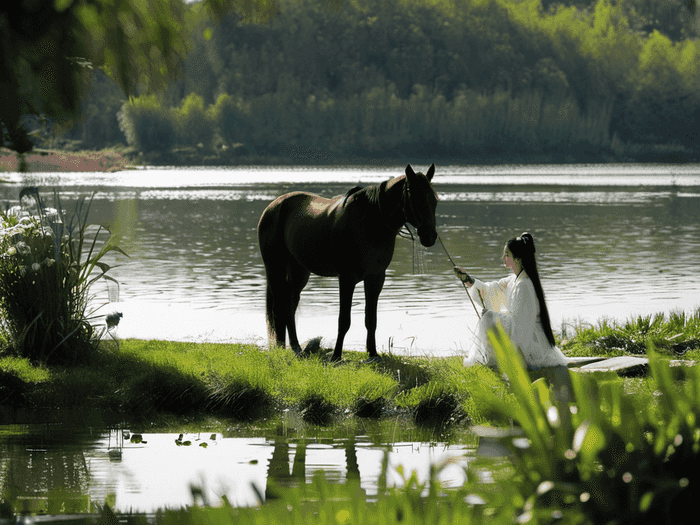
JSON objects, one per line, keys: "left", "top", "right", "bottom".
{"left": 0, "top": 188, "right": 125, "bottom": 364}
{"left": 469, "top": 325, "right": 700, "bottom": 523}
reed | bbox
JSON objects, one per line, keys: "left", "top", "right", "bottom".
{"left": 0, "top": 188, "right": 125, "bottom": 364}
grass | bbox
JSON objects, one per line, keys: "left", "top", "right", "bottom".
{"left": 2, "top": 309, "right": 698, "bottom": 428}
{"left": 0, "top": 338, "right": 515, "bottom": 428}
{"left": 0, "top": 309, "right": 697, "bottom": 430}
{"left": 560, "top": 308, "right": 700, "bottom": 359}
{"left": 4, "top": 312, "right": 700, "bottom": 523}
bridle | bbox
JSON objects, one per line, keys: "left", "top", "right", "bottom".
{"left": 376, "top": 176, "right": 432, "bottom": 238}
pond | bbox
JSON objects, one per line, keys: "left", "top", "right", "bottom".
{"left": 0, "top": 416, "right": 477, "bottom": 513}
{"left": 4, "top": 163, "right": 699, "bottom": 356}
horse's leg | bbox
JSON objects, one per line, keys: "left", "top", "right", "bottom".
{"left": 331, "top": 276, "right": 356, "bottom": 362}
{"left": 287, "top": 259, "right": 310, "bottom": 355}
{"left": 363, "top": 273, "right": 386, "bottom": 359}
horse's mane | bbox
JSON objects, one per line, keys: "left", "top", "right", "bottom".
{"left": 342, "top": 181, "right": 387, "bottom": 207}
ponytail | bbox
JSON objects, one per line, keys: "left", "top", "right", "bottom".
{"left": 507, "top": 233, "right": 556, "bottom": 347}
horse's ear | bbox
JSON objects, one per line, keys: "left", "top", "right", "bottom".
{"left": 405, "top": 164, "right": 416, "bottom": 180}
{"left": 426, "top": 163, "right": 435, "bottom": 182}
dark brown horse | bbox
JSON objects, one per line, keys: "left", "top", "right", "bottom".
{"left": 257, "top": 164, "right": 438, "bottom": 362}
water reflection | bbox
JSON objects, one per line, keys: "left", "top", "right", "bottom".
{"left": 2, "top": 165, "right": 699, "bottom": 355}
{"left": 0, "top": 424, "right": 474, "bottom": 513}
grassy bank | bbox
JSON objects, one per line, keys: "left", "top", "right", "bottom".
{"left": 0, "top": 339, "right": 514, "bottom": 428}
{"left": 1, "top": 140, "right": 697, "bottom": 174}
{"left": 1, "top": 310, "right": 699, "bottom": 428}
{"left": 3, "top": 311, "right": 700, "bottom": 523}
{"left": 0, "top": 147, "right": 134, "bottom": 173}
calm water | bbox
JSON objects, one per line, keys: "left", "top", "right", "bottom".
{"left": 4, "top": 163, "right": 700, "bottom": 356}
{"left": 0, "top": 420, "right": 475, "bottom": 512}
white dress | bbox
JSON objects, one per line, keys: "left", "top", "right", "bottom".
{"left": 463, "top": 271, "right": 568, "bottom": 370}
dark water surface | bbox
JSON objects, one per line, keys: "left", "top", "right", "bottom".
{"left": 3, "top": 163, "right": 700, "bottom": 356}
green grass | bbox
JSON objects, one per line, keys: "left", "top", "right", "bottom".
{"left": 2, "top": 309, "right": 698, "bottom": 427}
{"left": 4, "top": 311, "right": 700, "bottom": 523}
{"left": 0, "top": 339, "right": 511, "bottom": 427}
{"left": 560, "top": 308, "right": 700, "bottom": 359}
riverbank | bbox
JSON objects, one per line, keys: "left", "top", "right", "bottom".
{"left": 0, "top": 147, "right": 134, "bottom": 173}
{"left": 1, "top": 141, "right": 698, "bottom": 173}
{"left": 1, "top": 310, "right": 698, "bottom": 428}
{"left": 2, "top": 312, "right": 700, "bottom": 523}
{"left": 0, "top": 340, "right": 510, "bottom": 429}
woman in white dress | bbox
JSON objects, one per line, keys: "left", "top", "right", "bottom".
{"left": 453, "top": 232, "right": 568, "bottom": 371}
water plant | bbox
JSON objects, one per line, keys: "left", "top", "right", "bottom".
{"left": 0, "top": 188, "right": 126, "bottom": 364}
{"left": 470, "top": 325, "right": 700, "bottom": 524}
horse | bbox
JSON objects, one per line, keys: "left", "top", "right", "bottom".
{"left": 257, "top": 163, "right": 438, "bottom": 362}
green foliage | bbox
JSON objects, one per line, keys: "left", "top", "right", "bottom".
{"left": 172, "top": 93, "right": 216, "bottom": 148}
{"left": 469, "top": 325, "right": 700, "bottom": 523}
{"left": 154, "top": 462, "right": 478, "bottom": 525}
{"left": 118, "top": 95, "right": 177, "bottom": 152}
{"left": 562, "top": 309, "right": 700, "bottom": 357}
{"left": 0, "top": 188, "right": 126, "bottom": 364}
{"left": 5, "top": 0, "right": 698, "bottom": 159}
{"left": 207, "top": 93, "right": 254, "bottom": 145}
{"left": 1, "top": 0, "right": 283, "bottom": 154}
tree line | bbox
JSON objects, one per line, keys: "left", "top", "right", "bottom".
{"left": 66, "top": 0, "right": 700, "bottom": 162}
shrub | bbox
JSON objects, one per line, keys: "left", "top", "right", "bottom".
{"left": 173, "top": 93, "right": 215, "bottom": 148}
{"left": 0, "top": 188, "right": 126, "bottom": 364}
{"left": 117, "top": 95, "right": 177, "bottom": 152}
{"left": 209, "top": 93, "right": 254, "bottom": 145}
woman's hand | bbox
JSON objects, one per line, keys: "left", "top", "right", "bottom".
{"left": 453, "top": 266, "right": 474, "bottom": 286}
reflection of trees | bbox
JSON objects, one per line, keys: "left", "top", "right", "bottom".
{"left": 265, "top": 438, "right": 363, "bottom": 501}
{"left": 0, "top": 436, "right": 90, "bottom": 514}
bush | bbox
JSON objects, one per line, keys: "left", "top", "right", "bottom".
{"left": 0, "top": 188, "right": 126, "bottom": 364}
{"left": 173, "top": 93, "right": 215, "bottom": 148}
{"left": 117, "top": 95, "right": 177, "bottom": 152}
{"left": 208, "top": 93, "right": 254, "bottom": 145}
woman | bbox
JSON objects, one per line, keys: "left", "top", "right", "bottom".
{"left": 454, "top": 232, "right": 568, "bottom": 370}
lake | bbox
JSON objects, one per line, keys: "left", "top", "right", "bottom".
{"left": 0, "top": 416, "right": 477, "bottom": 513}
{"left": 4, "top": 163, "right": 700, "bottom": 357}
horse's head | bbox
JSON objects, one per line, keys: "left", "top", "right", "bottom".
{"left": 404, "top": 163, "right": 438, "bottom": 247}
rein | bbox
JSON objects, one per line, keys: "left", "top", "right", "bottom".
{"left": 437, "top": 234, "right": 481, "bottom": 319}
{"left": 375, "top": 178, "right": 480, "bottom": 318}
{"left": 378, "top": 180, "right": 481, "bottom": 318}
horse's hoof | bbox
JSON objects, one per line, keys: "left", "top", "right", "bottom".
{"left": 364, "top": 355, "right": 382, "bottom": 364}
{"left": 328, "top": 354, "right": 342, "bottom": 364}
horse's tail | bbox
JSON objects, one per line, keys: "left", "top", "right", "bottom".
{"left": 258, "top": 201, "right": 289, "bottom": 348}
{"left": 265, "top": 278, "right": 284, "bottom": 347}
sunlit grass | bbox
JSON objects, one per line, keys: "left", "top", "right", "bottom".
{"left": 1, "top": 309, "right": 698, "bottom": 427}
{"left": 0, "top": 338, "right": 513, "bottom": 427}
{"left": 0, "top": 355, "right": 51, "bottom": 383}
{"left": 561, "top": 308, "right": 700, "bottom": 358}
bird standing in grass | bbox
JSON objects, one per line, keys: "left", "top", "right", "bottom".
{"left": 106, "top": 312, "right": 123, "bottom": 330}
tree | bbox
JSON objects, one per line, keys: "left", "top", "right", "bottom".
{"left": 0, "top": 0, "right": 287, "bottom": 156}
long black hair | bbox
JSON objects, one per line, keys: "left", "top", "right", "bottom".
{"left": 507, "top": 232, "right": 556, "bottom": 347}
